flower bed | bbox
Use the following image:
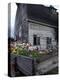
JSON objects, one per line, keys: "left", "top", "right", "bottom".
{"left": 10, "top": 42, "right": 48, "bottom": 59}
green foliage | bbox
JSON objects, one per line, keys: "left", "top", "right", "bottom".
{"left": 14, "top": 47, "right": 40, "bottom": 58}
{"left": 16, "top": 47, "right": 29, "bottom": 56}
{"left": 30, "top": 51, "right": 41, "bottom": 58}
{"left": 12, "top": 46, "right": 47, "bottom": 58}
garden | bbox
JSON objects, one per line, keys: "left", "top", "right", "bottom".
{"left": 10, "top": 41, "right": 49, "bottom": 58}
{"left": 9, "top": 41, "right": 58, "bottom": 76}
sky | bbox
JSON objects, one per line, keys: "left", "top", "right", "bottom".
{"left": 11, "top": 3, "right": 17, "bottom": 38}
{"left": 11, "top": 3, "right": 59, "bottom": 38}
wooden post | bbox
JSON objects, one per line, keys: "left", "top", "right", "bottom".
{"left": 32, "top": 59, "right": 36, "bottom": 75}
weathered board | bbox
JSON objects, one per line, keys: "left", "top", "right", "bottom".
{"left": 10, "top": 53, "right": 58, "bottom": 76}
{"left": 16, "top": 55, "right": 36, "bottom": 75}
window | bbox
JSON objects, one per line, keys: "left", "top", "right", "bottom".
{"left": 47, "top": 37, "right": 51, "bottom": 44}
{"left": 33, "top": 35, "right": 40, "bottom": 45}
{"left": 47, "top": 37, "right": 52, "bottom": 48}
{"left": 33, "top": 35, "right": 37, "bottom": 45}
{"left": 37, "top": 37, "right": 40, "bottom": 45}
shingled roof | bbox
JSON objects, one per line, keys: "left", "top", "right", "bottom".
{"left": 27, "top": 4, "right": 58, "bottom": 26}
{"left": 16, "top": 3, "right": 58, "bottom": 26}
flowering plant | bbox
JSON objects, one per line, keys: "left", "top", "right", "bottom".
{"left": 10, "top": 42, "right": 48, "bottom": 58}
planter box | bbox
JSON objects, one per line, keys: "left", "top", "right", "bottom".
{"left": 16, "top": 55, "right": 37, "bottom": 76}
{"left": 10, "top": 53, "right": 57, "bottom": 76}
{"left": 10, "top": 53, "right": 37, "bottom": 76}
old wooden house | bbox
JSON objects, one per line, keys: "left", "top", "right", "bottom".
{"left": 15, "top": 3, "right": 58, "bottom": 50}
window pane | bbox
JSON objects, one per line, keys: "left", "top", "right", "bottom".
{"left": 47, "top": 37, "right": 51, "bottom": 44}
{"left": 47, "top": 37, "right": 52, "bottom": 48}
{"left": 33, "top": 35, "right": 37, "bottom": 45}
{"left": 37, "top": 37, "right": 40, "bottom": 45}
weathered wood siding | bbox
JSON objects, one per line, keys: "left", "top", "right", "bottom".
{"left": 16, "top": 56, "right": 36, "bottom": 75}
{"left": 28, "top": 22, "right": 56, "bottom": 49}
